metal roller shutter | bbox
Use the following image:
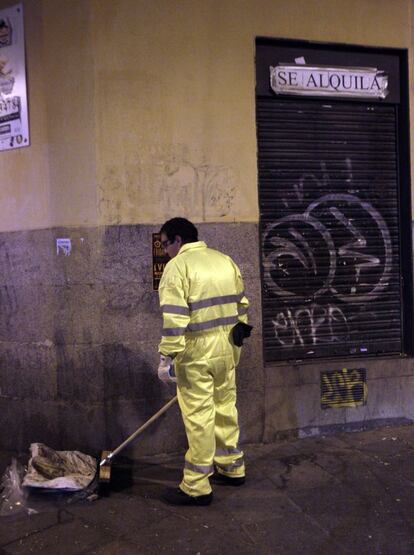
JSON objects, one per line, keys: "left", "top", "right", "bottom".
{"left": 257, "top": 98, "right": 402, "bottom": 362}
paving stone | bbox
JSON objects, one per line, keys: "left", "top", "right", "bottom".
{"left": 384, "top": 449, "right": 414, "bottom": 483}
{"left": 317, "top": 451, "right": 409, "bottom": 511}
{"left": 286, "top": 480, "right": 414, "bottom": 553}
{"left": 116, "top": 454, "right": 184, "bottom": 493}
{"left": 122, "top": 509, "right": 261, "bottom": 555}
{"left": 315, "top": 449, "right": 371, "bottom": 483}
{"left": 241, "top": 513, "right": 346, "bottom": 555}
{"left": 290, "top": 434, "right": 351, "bottom": 454}
{"left": 362, "top": 462, "right": 414, "bottom": 523}
{"left": 249, "top": 458, "right": 288, "bottom": 488}
{"left": 269, "top": 456, "right": 336, "bottom": 492}
{"left": 3, "top": 518, "right": 115, "bottom": 555}
{"left": 388, "top": 424, "right": 414, "bottom": 447}
{"left": 327, "top": 513, "right": 414, "bottom": 554}
{"left": 65, "top": 490, "right": 171, "bottom": 537}
{"left": 87, "top": 538, "right": 144, "bottom": 555}
{"left": 287, "top": 483, "right": 371, "bottom": 529}
{"left": 206, "top": 477, "right": 299, "bottom": 526}
{"left": 0, "top": 510, "right": 73, "bottom": 549}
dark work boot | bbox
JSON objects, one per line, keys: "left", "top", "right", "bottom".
{"left": 211, "top": 473, "right": 245, "bottom": 486}
{"left": 162, "top": 487, "right": 213, "bottom": 506}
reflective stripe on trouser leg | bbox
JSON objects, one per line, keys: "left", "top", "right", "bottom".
{"left": 176, "top": 352, "right": 215, "bottom": 497}
{"left": 214, "top": 452, "right": 245, "bottom": 476}
{"left": 213, "top": 342, "right": 245, "bottom": 478}
{"left": 183, "top": 460, "right": 214, "bottom": 496}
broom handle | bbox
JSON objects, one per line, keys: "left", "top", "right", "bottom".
{"left": 108, "top": 395, "right": 178, "bottom": 460}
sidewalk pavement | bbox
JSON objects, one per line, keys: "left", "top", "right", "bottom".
{"left": 2, "top": 423, "right": 414, "bottom": 554}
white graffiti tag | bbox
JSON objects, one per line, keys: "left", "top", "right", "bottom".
{"left": 272, "top": 304, "right": 348, "bottom": 348}
{"left": 305, "top": 194, "right": 392, "bottom": 303}
{"left": 264, "top": 214, "right": 336, "bottom": 300}
{"left": 263, "top": 159, "right": 394, "bottom": 348}
{"left": 264, "top": 195, "right": 392, "bottom": 303}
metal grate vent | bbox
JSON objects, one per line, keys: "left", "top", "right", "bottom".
{"left": 257, "top": 99, "right": 402, "bottom": 361}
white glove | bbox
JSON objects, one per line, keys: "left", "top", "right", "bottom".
{"left": 157, "top": 355, "right": 177, "bottom": 383}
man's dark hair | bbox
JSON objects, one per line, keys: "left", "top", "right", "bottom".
{"left": 160, "top": 218, "right": 198, "bottom": 244}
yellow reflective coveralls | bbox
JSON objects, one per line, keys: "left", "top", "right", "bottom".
{"left": 158, "top": 241, "right": 249, "bottom": 497}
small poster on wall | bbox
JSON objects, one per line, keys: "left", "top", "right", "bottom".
{"left": 0, "top": 3, "right": 29, "bottom": 152}
{"left": 152, "top": 233, "right": 170, "bottom": 291}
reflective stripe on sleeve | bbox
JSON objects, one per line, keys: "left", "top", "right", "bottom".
{"left": 238, "top": 306, "right": 248, "bottom": 315}
{"left": 161, "top": 304, "right": 190, "bottom": 316}
{"left": 189, "top": 293, "right": 245, "bottom": 311}
{"left": 162, "top": 327, "right": 187, "bottom": 336}
{"left": 184, "top": 461, "right": 215, "bottom": 474}
{"left": 187, "top": 315, "right": 239, "bottom": 332}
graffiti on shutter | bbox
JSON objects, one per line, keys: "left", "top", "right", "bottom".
{"left": 257, "top": 100, "right": 402, "bottom": 361}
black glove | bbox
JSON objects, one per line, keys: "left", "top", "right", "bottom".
{"left": 232, "top": 322, "right": 253, "bottom": 347}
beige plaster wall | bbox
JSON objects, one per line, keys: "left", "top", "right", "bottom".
{"left": 42, "top": 0, "right": 97, "bottom": 229}
{"left": 0, "top": 0, "right": 98, "bottom": 232}
{"left": 0, "top": 0, "right": 412, "bottom": 231}
{"left": 94, "top": 0, "right": 413, "bottom": 226}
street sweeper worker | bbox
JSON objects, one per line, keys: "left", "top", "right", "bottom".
{"left": 157, "top": 217, "right": 252, "bottom": 506}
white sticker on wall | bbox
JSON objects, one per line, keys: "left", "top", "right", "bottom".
{"left": 56, "top": 238, "right": 71, "bottom": 256}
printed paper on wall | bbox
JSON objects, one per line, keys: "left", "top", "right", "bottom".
{"left": 0, "top": 3, "right": 29, "bottom": 152}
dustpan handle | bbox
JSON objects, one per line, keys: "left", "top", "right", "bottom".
{"left": 108, "top": 395, "right": 178, "bottom": 460}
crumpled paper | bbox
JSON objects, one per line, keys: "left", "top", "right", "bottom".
{"left": 22, "top": 443, "right": 97, "bottom": 491}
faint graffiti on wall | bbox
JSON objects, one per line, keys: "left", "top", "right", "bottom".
{"left": 98, "top": 144, "right": 236, "bottom": 223}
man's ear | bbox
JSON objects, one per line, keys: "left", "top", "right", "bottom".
{"left": 175, "top": 235, "right": 183, "bottom": 245}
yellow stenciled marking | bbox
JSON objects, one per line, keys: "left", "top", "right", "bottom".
{"left": 321, "top": 373, "right": 335, "bottom": 405}
{"left": 322, "top": 368, "right": 366, "bottom": 408}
